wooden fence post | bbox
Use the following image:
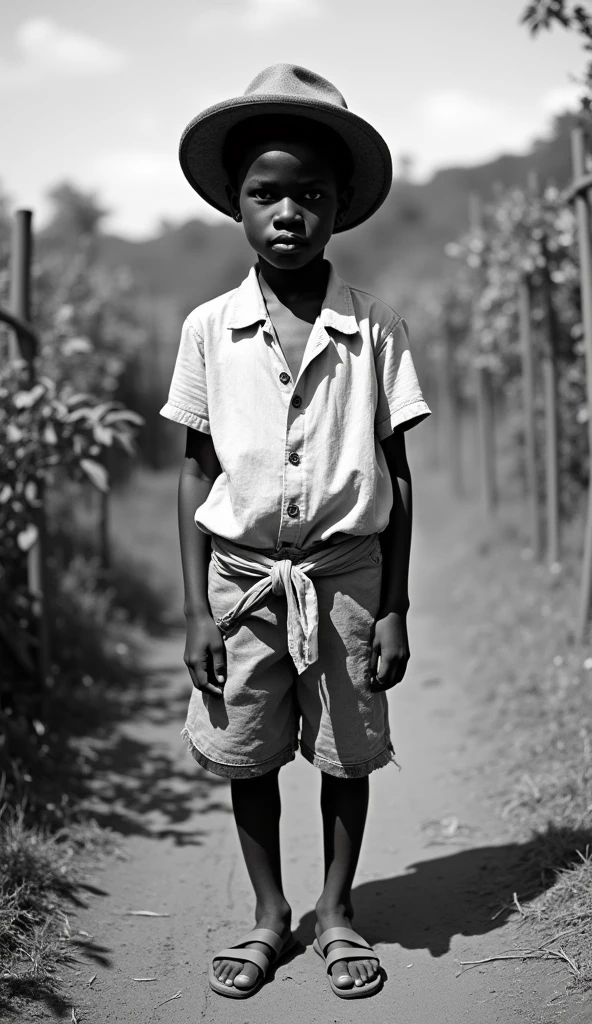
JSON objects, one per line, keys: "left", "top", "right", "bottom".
{"left": 469, "top": 193, "right": 498, "bottom": 516}
{"left": 571, "top": 129, "right": 592, "bottom": 641}
{"left": 10, "top": 210, "right": 52, "bottom": 684}
{"left": 443, "top": 318, "right": 463, "bottom": 497}
{"left": 518, "top": 274, "right": 542, "bottom": 559}
{"left": 540, "top": 242, "right": 561, "bottom": 566}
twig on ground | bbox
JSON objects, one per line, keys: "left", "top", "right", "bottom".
{"left": 88, "top": 974, "right": 96, "bottom": 986}
{"left": 154, "top": 989, "right": 182, "bottom": 1008}
{"left": 457, "top": 941, "right": 581, "bottom": 978}
{"left": 124, "top": 910, "right": 170, "bottom": 917}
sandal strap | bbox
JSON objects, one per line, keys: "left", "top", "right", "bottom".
{"left": 317, "top": 927, "right": 373, "bottom": 953}
{"left": 213, "top": 947, "right": 270, "bottom": 973}
{"left": 233, "top": 928, "right": 284, "bottom": 956}
{"left": 324, "top": 947, "right": 380, "bottom": 972}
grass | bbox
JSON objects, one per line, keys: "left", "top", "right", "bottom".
{"left": 433, "top": 472, "right": 592, "bottom": 989}
{"left": 0, "top": 466, "right": 180, "bottom": 1012}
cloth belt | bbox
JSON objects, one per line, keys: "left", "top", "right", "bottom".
{"left": 211, "top": 533, "right": 380, "bottom": 674}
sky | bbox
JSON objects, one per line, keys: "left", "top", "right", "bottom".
{"left": 0, "top": 0, "right": 585, "bottom": 238}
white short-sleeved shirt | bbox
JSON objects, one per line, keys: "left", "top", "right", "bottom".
{"left": 160, "top": 261, "right": 431, "bottom": 551}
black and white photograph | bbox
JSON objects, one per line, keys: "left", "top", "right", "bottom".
{"left": 1, "top": 2, "right": 592, "bottom": 1022}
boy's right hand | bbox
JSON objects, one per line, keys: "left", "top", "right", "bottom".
{"left": 183, "top": 613, "right": 227, "bottom": 698}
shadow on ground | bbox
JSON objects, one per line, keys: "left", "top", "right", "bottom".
{"left": 1, "top": 626, "right": 229, "bottom": 1019}
{"left": 295, "top": 825, "right": 592, "bottom": 956}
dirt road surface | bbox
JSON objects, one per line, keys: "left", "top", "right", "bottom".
{"left": 54, "top": 473, "right": 591, "bottom": 1024}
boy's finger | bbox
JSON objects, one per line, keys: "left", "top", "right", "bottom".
{"left": 194, "top": 663, "right": 224, "bottom": 698}
{"left": 210, "top": 641, "right": 227, "bottom": 684}
{"left": 369, "top": 644, "right": 380, "bottom": 681}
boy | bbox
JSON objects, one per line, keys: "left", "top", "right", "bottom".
{"left": 160, "top": 64, "right": 431, "bottom": 1000}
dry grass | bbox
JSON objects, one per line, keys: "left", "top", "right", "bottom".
{"left": 0, "top": 807, "right": 115, "bottom": 981}
{"left": 440, "top": 483, "right": 592, "bottom": 988}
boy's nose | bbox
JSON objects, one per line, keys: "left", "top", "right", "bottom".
{"left": 273, "top": 199, "right": 303, "bottom": 226}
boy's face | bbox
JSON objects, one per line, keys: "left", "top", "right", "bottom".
{"left": 227, "top": 139, "right": 351, "bottom": 270}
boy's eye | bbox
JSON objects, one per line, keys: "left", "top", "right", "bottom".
{"left": 304, "top": 190, "right": 324, "bottom": 201}
{"left": 251, "top": 188, "right": 274, "bottom": 201}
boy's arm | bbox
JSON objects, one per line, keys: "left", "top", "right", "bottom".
{"left": 179, "top": 427, "right": 226, "bottom": 698}
{"left": 370, "top": 426, "right": 412, "bottom": 691}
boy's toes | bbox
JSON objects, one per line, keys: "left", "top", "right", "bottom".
{"left": 214, "top": 959, "right": 231, "bottom": 982}
{"left": 331, "top": 960, "right": 354, "bottom": 989}
{"left": 233, "top": 962, "right": 260, "bottom": 990}
{"left": 350, "top": 961, "right": 367, "bottom": 987}
{"left": 223, "top": 963, "right": 242, "bottom": 986}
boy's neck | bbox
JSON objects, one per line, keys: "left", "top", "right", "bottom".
{"left": 257, "top": 252, "right": 329, "bottom": 307}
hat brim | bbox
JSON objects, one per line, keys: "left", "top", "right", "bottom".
{"left": 179, "top": 95, "right": 392, "bottom": 233}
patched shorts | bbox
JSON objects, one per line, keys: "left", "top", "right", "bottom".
{"left": 181, "top": 538, "right": 397, "bottom": 779}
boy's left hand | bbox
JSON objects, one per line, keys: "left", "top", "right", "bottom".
{"left": 370, "top": 611, "right": 410, "bottom": 691}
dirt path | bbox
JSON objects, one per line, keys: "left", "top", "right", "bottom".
{"left": 54, "top": 472, "right": 589, "bottom": 1024}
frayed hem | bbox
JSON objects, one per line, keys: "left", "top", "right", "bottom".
{"left": 300, "top": 740, "right": 400, "bottom": 778}
{"left": 180, "top": 728, "right": 297, "bottom": 779}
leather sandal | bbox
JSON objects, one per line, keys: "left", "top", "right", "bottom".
{"left": 313, "top": 925, "right": 382, "bottom": 999}
{"left": 209, "top": 927, "right": 296, "bottom": 999}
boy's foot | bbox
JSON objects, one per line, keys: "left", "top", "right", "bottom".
{"left": 212, "top": 904, "right": 292, "bottom": 991}
{"left": 315, "top": 904, "right": 378, "bottom": 990}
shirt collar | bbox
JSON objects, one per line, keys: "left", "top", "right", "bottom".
{"left": 226, "top": 261, "right": 359, "bottom": 336}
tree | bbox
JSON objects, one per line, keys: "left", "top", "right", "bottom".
{"left": 521, "top": 2, "right": 592, "bottom": 114}
{"left": 42, "top": 182, "right": 108, "bottom": 253}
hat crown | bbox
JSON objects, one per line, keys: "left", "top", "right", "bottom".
{"left": 244, "top": 64, "right": 348, "bottom": 111}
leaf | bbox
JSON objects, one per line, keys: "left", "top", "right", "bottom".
{"left": 66, "top": 407, "right": 96, "bottom": 424}
{"left": 92, "top": 424, "right": 114, "bottom": 446}
{"left": 13, "top": 384, "right": 45, "bottom": 409}
{"left": 103, "top": 409, "right": 145, "bottom": 427}
{"left": 17, "top": 523, "right": 38, "bottom": 551}
{"left": 24, "top": 480, "right": 38, "bottom": 502}
{"left": 6, "top": 423, "right": 24, "bottom": 442}
{"left": 43, "top": 422, "right": 59, "bottom": 445}
{"left": 80, "top": 458, "right": 109, "bottom": 493}
{"left": 61, "top": 336, "right": 93, "bottom": 356}
{"left": 114, "top": 432, "right": 135, "bottom": 456}
{"left": 88, "top": 974, "right": 96, "bottom": 987}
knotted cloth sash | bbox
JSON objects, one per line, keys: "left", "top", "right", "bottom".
{"left": 211, "top": 533, "right": 379, "bottom": 675}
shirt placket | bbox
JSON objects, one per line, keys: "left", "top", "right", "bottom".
{"left": 271, "top": 321, "right": 334, "bottom": 551}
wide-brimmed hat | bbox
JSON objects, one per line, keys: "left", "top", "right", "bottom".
{"left": 179, "top": 64, "right": 392, "bottom": 233}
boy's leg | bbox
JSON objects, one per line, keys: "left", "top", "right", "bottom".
{"left": 315, "top": 773, "right": 378, "bottom": 990}
{"left": 213, "top": 767, "right": 292, "bottom": 991}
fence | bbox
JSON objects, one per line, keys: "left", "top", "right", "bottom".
{"left": 430, "top": 126, "right": 592, "bottom": 642}
{"left": 1, "top": 209, "right": 144, "bottom": 687}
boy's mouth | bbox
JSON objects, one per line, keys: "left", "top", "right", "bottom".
{"left": 270, "top": 235, "right": 306, "bottom": 252}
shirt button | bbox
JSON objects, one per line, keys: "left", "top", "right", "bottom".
{"left": 279, "top": 371, "right": 291, "bottom": 385}
{"left": 292, "top": 395, "right": 302, "bottom": 408}
{"left": 288, "top": 452, "right": 300, "bottom": 466}
{"left": 287, "top": 504, "right": 299, "bottom": 518}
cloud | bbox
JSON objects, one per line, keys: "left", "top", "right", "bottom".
{"left": 0, "top": 17, "right": 127, "bottom": 87}
{"left": 87, "top": 148, "right": 226, "bottom": 237}
{"left": 540, "top": 83, "right": 584, "bottom": 115}
{"left": 192, "top": 0, "right": 322, "bottom": 34}
{"left": 416, "top": 89, "right": 572, "bottom": 174}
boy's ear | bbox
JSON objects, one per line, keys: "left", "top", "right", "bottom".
{"left": 334, "top": 185, "right": 354, "bottom": 229}
{"left": 225, "top": 183, "right": 242, "bottom": 222}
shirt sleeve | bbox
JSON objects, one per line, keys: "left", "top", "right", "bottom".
{"left": 375, "top": 316, "right": 431, "bottom": 440}
{"left": 159, "top": 317, "right": 210, "bottom": 434}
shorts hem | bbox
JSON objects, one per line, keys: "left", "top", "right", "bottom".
{"left": 181, "top": 727, "right": 297, "bottom": 779}
{"left": 300, "top": 740, "right": 400, "bottom": 778}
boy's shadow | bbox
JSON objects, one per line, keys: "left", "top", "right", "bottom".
{"left": 294, "top": 824, "right": 592, "bottom": 956}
